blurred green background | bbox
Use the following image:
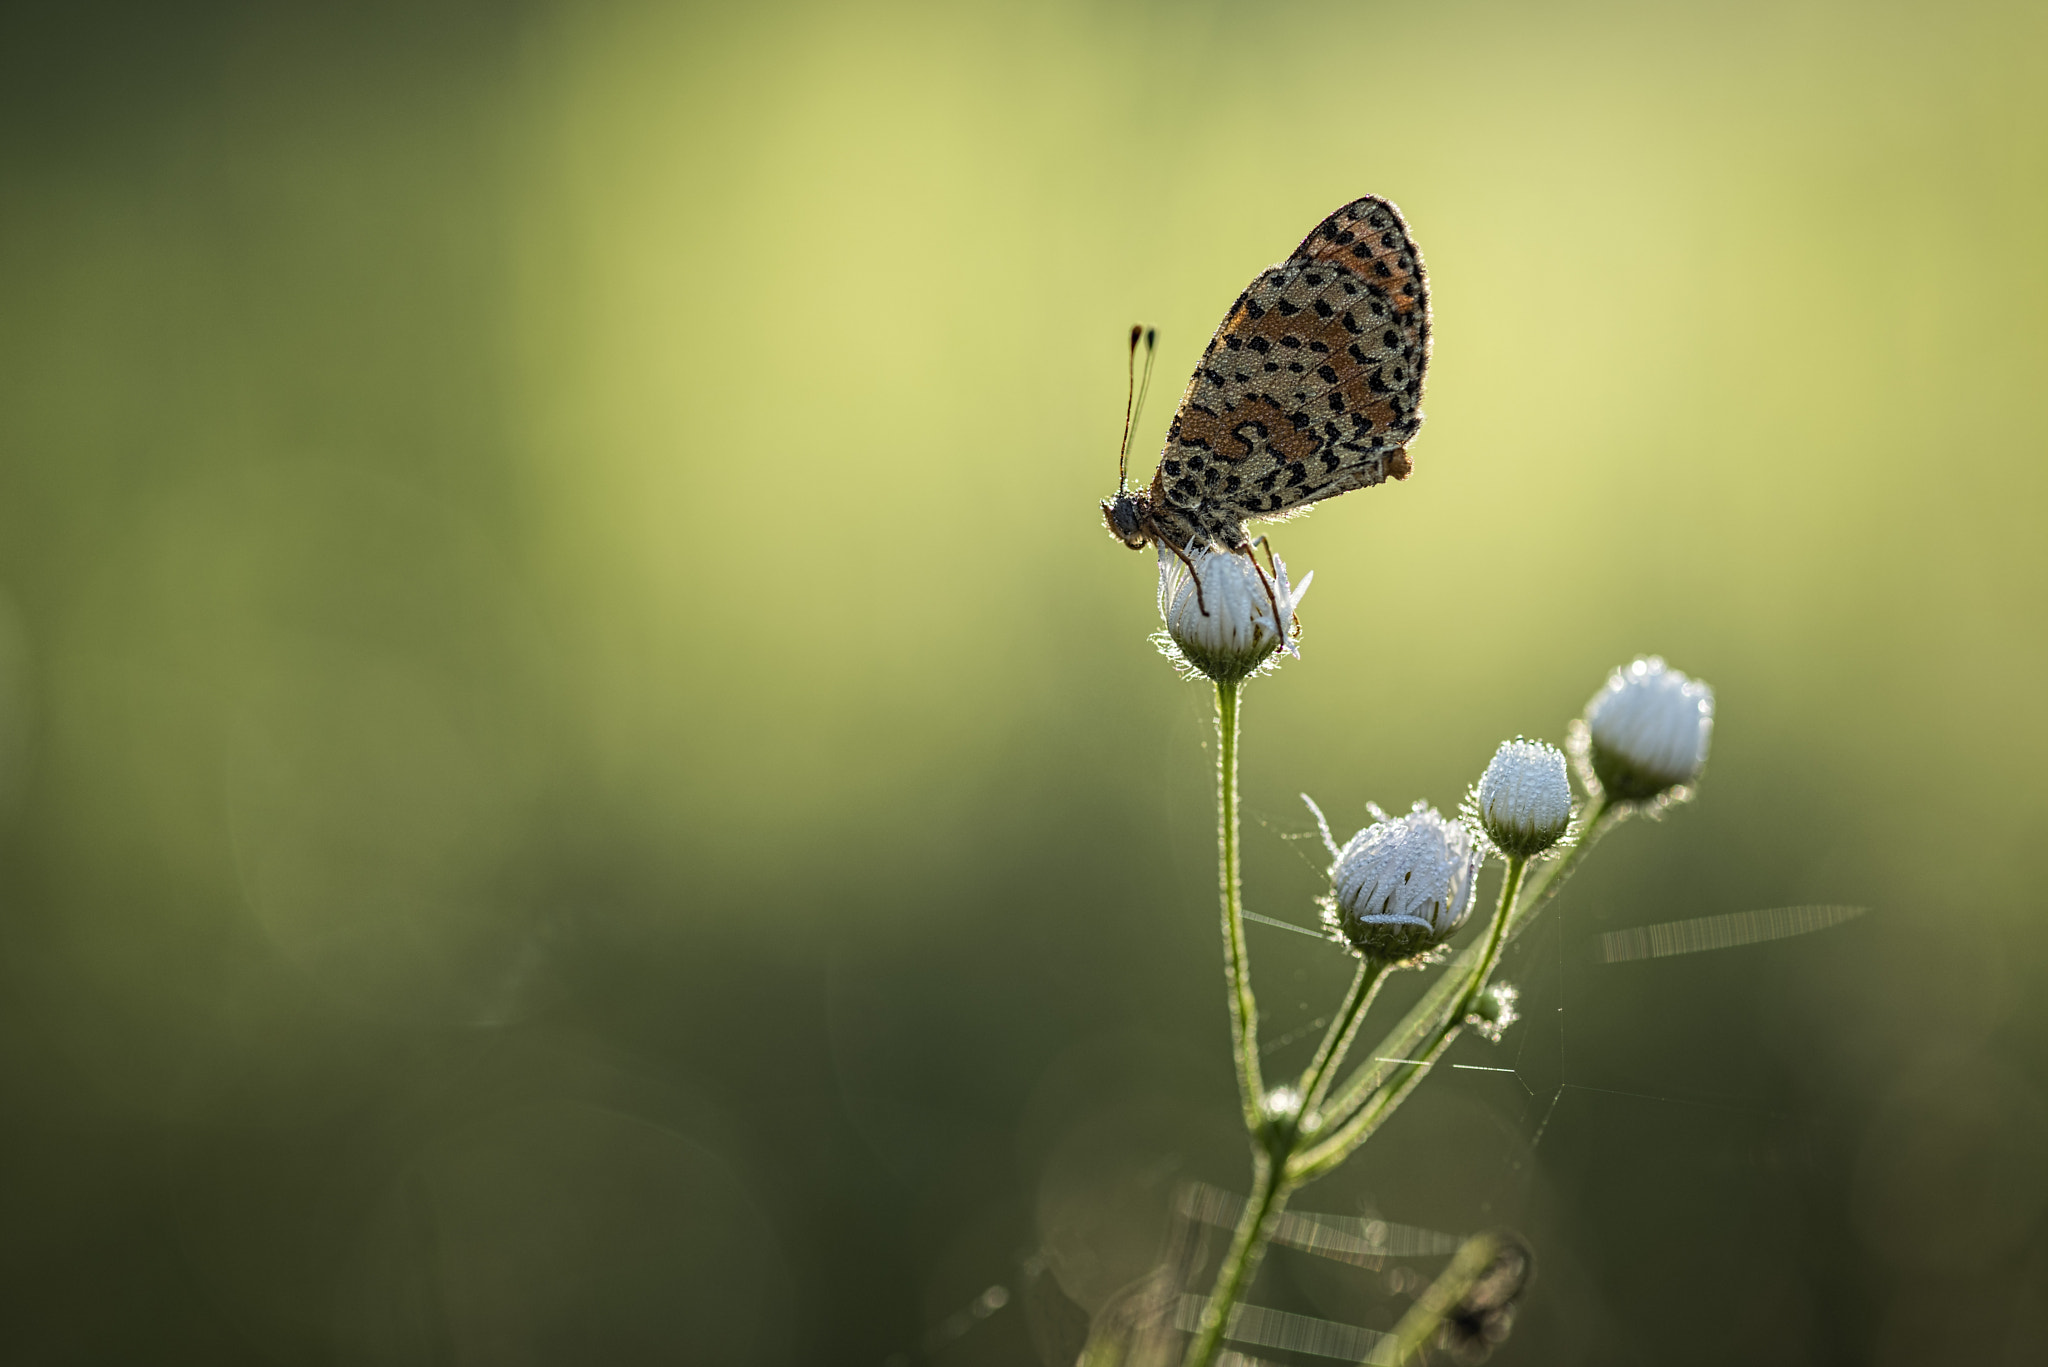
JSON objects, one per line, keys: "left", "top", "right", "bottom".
{"left": 3, "top": 1, "right": 2045, "bottom": 1362}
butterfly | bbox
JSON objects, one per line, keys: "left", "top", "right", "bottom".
{"left": 1101, "top": 196, "right": 1430, "bottom": 572}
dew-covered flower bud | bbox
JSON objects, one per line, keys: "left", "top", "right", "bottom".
{"left": 1470, "top": 738, "right": 1572, "bottom": 859}
{"left": 1574, "top": 657, "right": 1714, "bottom": 803}
{"left": 1155, "top": 545, "right": 1311, "bottom": 683}
{"left": 1466, "top": 981, "right": 1519, "bottom": 1044}
{"left": 1322, "top": 802, "right": 1481, "bottom": 961}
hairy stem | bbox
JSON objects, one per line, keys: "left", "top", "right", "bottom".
{"left": 1182, "top": 1156, "right": 1292, "bottom": 1367}
{"left": 1215, "top": 679, "right": 1264, "bottom": 1132}
{"left": 1184, "top": 679, "right": 1288, "bottom": 1367}
{"left": 1297, "top": 956, "right": 1389, "bottom": 1125}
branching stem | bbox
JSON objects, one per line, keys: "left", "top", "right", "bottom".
{"left": 1184, "top": 724, "right": 1628, "bottom": 1367}
{"left": 1290, "top": 856, "right": 1525, "bottom": 1180}
{"left": 1313, "top": 794, "right": 1618, "bottom": 1137}
{"left": 1181, "top": 1155, "right": 1290, "bottom": 1367}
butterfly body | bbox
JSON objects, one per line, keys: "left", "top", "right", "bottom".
{"left": 1102, "top": 195, "right": 1429, "bottom": 555}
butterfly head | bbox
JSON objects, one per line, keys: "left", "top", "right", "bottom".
{"left": 1102, "top": 324, "right": 1159, "bottom": 550}
{"left": 1102, "top": 488, "right": 1152, "bottom": 550}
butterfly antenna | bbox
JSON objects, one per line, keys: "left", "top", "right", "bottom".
{"left": 1117, "top": 325, "right": 1158, "bottom": 492}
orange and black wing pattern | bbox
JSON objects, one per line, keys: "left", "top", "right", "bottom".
{"left": 1149, "top": 196, "right": 1429, "bottom": 551}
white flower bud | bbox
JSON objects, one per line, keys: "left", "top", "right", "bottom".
{"left": 1471, "top": 738, "right": 1572, "bottom": 859}
{"left": 1155, "top": 545, "right": 1311, "bottom": 683}
{"left": 1322, "top": 802, "right": 1481, "bottom": 961}
{"left": 1576, "top": 657, "right": 1714, "bottom": 803}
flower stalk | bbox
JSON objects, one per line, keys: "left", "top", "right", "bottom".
{"left": 1214, "top": 679, "right": 1264, "bottom": 1133}
{"left": 1296, "top": 957, "right": 1390, "bottom": 1129}
{"left": 1181, "top": 1152, "right": 1291, "bottom": 1367}
{"left": 1183, "top": 677, "right": 1281, "bottom": 1367}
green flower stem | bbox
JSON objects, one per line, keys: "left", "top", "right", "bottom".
{"left": 1290, "top": 857, "right": 1527, "bottom": 1183}
{"left": 1296, "top": 956, "right": 1390, "bottom": 1124}
{"left": 1215, "top": 679, "right": 1264, "bottom": 1133}
{"left": 1312, "top": 794, "right": 1618, "bottom": 1138}
{"left": 1184, "top": 678, "right": 1302, "bottom": 1367}
{"left": 1187, "top": 860, "right": 1523, "bottom": 1367}
{"left": 1372, "top": 1231, "right": 1507, "bottom": 1366}
{"left": 1186, "top": 734, "right": 1621, "bottom": 1366}
{"left": 1504, "top": 791, "right": 1614, "bottom": 940}
{"left": 1182, "top": 1154, "right": 1292, "bottom": 1367}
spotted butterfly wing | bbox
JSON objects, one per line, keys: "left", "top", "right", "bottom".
{"left": 1146, "top": 196, "right": 1429, "bottom": 552}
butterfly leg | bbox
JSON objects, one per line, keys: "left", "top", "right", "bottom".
{"left": 1248, "top": 535, "right": 1281, "bottom": 580}
{"left": 1244, "top": 537, "right": 1288, "bottom": 638}
{"left": 1166, "top": 540, "right": 1211, "bottom": 616}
